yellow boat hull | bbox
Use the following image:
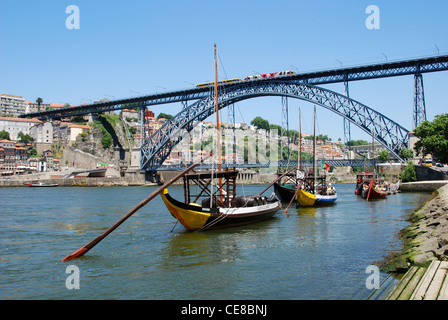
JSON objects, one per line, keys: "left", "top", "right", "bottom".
{"left": 160, "top": 189, "right": 281, "bottom": 231}
{"left": 297, "top": 189, "right": 317, "bottom": 206}
{"left": 161, "top": 189, "right": 211, "bottom": 230}
{"left": 297, "top": 188, "right": 337, "bottom": 207}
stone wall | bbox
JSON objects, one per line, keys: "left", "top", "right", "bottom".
{"left": 416, "top": 165, "right": 448, "bottom": 181}
{"left": 384, "top": 183, "right": 448, "bottom": 272}
{"left": 401, "top": 181, "right": 448, "bottom": 192}
{"left": 62, "top": 146, "right": 104, "bottom": 169}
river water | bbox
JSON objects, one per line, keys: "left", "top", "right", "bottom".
{"left": 0, "top": 183, "right": 431, "bottom": 300}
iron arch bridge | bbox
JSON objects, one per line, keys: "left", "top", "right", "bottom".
{"left": 140, "top": 80, "right": 409, "bottom": 171}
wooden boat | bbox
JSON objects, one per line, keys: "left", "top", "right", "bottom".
{"left": 24, "top": 180, "right": 59, "bottom": 187}
{"left": 355, "top": 172, "right": 374, "bottom": 195}
{"left": 296, "top": 106, "right": 337, "bottom": 207}
{"left": 360, "top": 128, "right": 388, "bottom": 200}
{"left": 273, "top": 168, "right": 305, "bottom": 202}
{"left": 361, "top": 181, "right": 387, "bottom": 199}
{"left": 274, "top": 182, "right": 296, "bottom": 202}
{"left": 161, "top": 169, "right": 281, "bottom": 231}
{"left": 296, "top": 175, "right": 337, "bottom": 206}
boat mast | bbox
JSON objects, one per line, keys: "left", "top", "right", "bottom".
{"left": 214, "top": 43, "right": 223, "bottom": 202}
{"left": 313, "top": 106, "right": 316, "bottom": 189}
{"left": 372, "top": 128, "right": 375, "bottom": 178}
{"left": 299, "top": 107, "right": 302, "bottom": 172}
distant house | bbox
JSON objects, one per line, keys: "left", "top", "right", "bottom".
{"left": 28, "top": 158, "right": 39, "bottom": 172}
{"left": 68, "top": 124, "right": 90, "bottom": 143}
{"left": 37, "top": 150, "right": 57, "bottom": 172}
{"left": 54, "top": 122, "right": 90, "bottom": 145}
{"left": 235, "top": 122, "right": 248, "bottom": 130}
{"left": 25, "top": 101, "right": 50, "bottom": 113}
{"left": 121, "top": 109, "right": 139, "bottom": 121}
{"left": 0, "top": 139, "right": 30, "bottom": 175}
{"left": 30, "top": 121, "right": 53, "bottom": 143}
{"left": 0, "top": 117, "right": 42, "bottom": 140}
{"left": 0, "top": 139, "right": 15, "bottom": 171}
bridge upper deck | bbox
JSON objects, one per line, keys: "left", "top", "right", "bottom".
{"left": 20, "top": 54, "right": 448, "bottom": 120}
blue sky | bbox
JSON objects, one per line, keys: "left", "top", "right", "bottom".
{"left": 1, "top": 0, "right": 447, "bottom": 141}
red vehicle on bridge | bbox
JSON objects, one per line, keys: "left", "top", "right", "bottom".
{"left": 244, "top": 70, "right": 296, "bottom": 81}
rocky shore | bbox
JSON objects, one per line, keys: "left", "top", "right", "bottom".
{"left": 384, "top": 183, "right": 448, "bottom": 273}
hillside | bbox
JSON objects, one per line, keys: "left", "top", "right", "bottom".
{"left": 65, "top": 114, "right": 132, "bottom": 168}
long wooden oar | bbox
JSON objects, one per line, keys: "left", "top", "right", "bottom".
{"left": 62, "top": 161, "right": 201, "bottom": 262}
{"left": 283, "top": 182, "right": 302, "bottom": 216}
{"left": 366, "top": 178, "right": 374, "bottom": 202}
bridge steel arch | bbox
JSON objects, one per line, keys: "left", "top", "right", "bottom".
{"left": 140, "top": 80, "right": 409, "bottom": 170}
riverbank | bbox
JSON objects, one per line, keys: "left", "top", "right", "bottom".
{"left": 0, "top": 168, "right": 157, "bottom": 187}
{"left": 0, "top": 176, "right": 156, "bottom": 187}
{"left": 383, "top": 182, "right": 448, "bottom": 273}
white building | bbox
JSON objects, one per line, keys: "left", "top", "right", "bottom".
{"left": 25, "top": 101, "right": 51, "bottom": 114}
{"left": 0, "top": 94, "right": 27, "bottom": 116}
{"left": 30, "top": 121, "right": 54, "bottom": 143}
{"left": 0, "top": 117, "right": 42, "bottom": 140}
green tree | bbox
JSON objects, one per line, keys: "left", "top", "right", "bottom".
{"left": 36, "top": 97, "right": 43, "bottom": 112}
{"left": 17, "top": 131, "right": 34, "bottom": 143}
{"left": 316, "top": 134, "right": 329, "bottom": 143}
{"left": 346, "top": 139, "right": 369, "bottom": 146}
{"left": 268, "top": 123, "right": 282, "bottom": 133}
{"left": 398, "top": 148, "right": 414, "bottom": 160}
{"left": 0, "top": 130, "right": 11, "bottom": 140}
{"left": 251, "top": 116, "right": 270, "bottom": 130}
{"left": 101, "top": 133, "right": 113, "bottom": 149}
{"left": 30, "top": 147, "right": 38, "bottom": 157}
{"left": 401, "top": 160, "right": 417, "bottom": 182}
{"left": 378, "top": 149, "right": 390, "bottom": 162}
{"left": 414, "top": 113, "right": 448, "bottom": 163}
{"left": 157, "top": 112, "right": 173, "bottom": 120}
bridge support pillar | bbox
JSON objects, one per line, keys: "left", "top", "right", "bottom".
{"left": 343, "top": 79, "right": 351, "bottom": 160}
{"left": 138, "top": 106, "right": 146, "bottom": 148}
{"left": 413, "top": 73, "right": 427, "bottom": 129}
{"left": 87, "top": 113, "right": 98, "bottom": 124}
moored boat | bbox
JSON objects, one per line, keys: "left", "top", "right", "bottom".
{"left": 361, "top": 180, "right": 387, "bottom": 199}
{"left": 296, "top": 175, "right": 337, "bottom": 206}
{"left": 275, "top": 106, "right": 306, "bottom": 204}
{"left": 355, "top": 172, "right": 374, "bottom": 195}
{"left": 274, "top": 182, "right": 296, "bottom": 202}
{"left": 24, "top": 180, "right": 59, "bottom": 187}
{"left": 273, "top": 168, "right": 304, "bottom": 202}
{"left": 161, "top": 169, "right": 281, "bottom": 231}
{"left": 295, "top": 106, "right": 337, "bottom": 207}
